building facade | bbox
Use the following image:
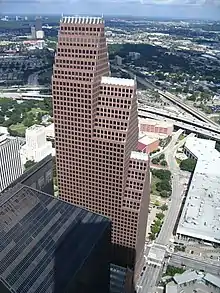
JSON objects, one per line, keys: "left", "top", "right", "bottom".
{"left": 52, "top": 16, "right": 150, "bottom": 278}
{"left": 139, "top": 118, "right": 173, "bottom": 136}
{"left": 0, "top": 134, "right": 23, "bottom": 192}
{"left": 21, "top": 125, "right": 53, "bottom": 164}
{"left": 0, "top": 184, "right": 111, "bottom": 293}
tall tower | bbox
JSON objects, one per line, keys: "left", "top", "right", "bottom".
{"left": 52, "top": 16, "right": 150, "bottom": 279}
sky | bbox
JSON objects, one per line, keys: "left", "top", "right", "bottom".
{"left": 1, "top": 0, "right": 220, "bottom": 20}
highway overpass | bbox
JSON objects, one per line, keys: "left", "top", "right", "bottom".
{"left": 139, "top": 106, "right": 220, "bottom": 135}
{"left": 112, "top": 65, "right": 219, "bottom": 127}
{"left": 139, "top": 110, "right": 220, "bottom": 141}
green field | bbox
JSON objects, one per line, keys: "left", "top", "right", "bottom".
{"left": 10, "top": 123, "right": 27, "bottom": 136}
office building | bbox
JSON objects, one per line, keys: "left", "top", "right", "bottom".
{"left": 52, "top": 16, "right": 150, "bottom": 278}
{"left": 20, "top": 125, "right": 53, "bottom": 164}
{"left": 115, "top": 55, "right": 123, "bottom": 66}
{"left": 0, "top": 134, "right": 23, "bottom": 192}
{"left": 7, "top": 154, "right": 54, "bottom": 195}
{"left": 31, "top": 26, "right": 36, "bottom": 39}
{"left": 0, "top": 183, "right": 111, "bottom": 293}
{"left": 35, "top": 17, "right": 42, "bottom": 31}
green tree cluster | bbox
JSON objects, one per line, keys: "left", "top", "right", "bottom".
{"left": 152, "top": 169, "right": 171, "bottom": 181}
{"left": 24, "top": 160, "right": 35, "bottom": 170}
{"left": 180, "top": 158, "right": 196, "bottom": 172}
{"left": 166, "top": 265, "right": 185, "bottom": 277}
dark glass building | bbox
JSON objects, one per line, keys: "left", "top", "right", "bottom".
{"left": 0, "top": 184, "right": 111, "bottom": 293}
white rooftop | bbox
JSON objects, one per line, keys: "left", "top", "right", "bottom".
{"left": 173, "top": 271, "right": 199, "bottom": 285}
{"left": 61, "top": 16, "right": 104, "bottom": 25}
{"left": 204, "top": 273, "right": 220, "bottom": 288}
{"left": 101, "top": 76, "right": 135, "bottom": 87}
{"left": 130, "top": 151, "right": 149, "bottom": 162}
{"left": 177, "top": 137, "right": 220, "bottom": 244}
{"left": 138, "top": 135, "right": 158, "bottom": 145}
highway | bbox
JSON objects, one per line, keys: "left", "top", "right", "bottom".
{"left": 139, "top": 106, "right": 220, "bottom": 135}
{"left": 139, "top": 110, "right": 220, "bottom": 141}
{"left": 170, "top": 253, "right": 220, "bottom": 276}
{"left": 112, "top": 64, "right": 219, "bottom": 127}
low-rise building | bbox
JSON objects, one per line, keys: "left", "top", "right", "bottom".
{"left": 139, "top": 118, "right": 173, "bottom": 136}
{"left": 177, "top": 137, "right": 220, "bottom": 244}
{"left": 166, "top": 270, "right": 220, "bottom": 293}
{"left": 137, "top": 135, "right": 159, "bottom": 154}
{"left": 21, "top": 125, "right": 53, "bottom": 164}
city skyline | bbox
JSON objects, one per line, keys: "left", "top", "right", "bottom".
{"left": 1, "top": 0, "right": 220, "bottom": 19}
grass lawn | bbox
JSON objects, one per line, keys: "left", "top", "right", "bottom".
{"left": 10, "top": 123, "right": 27, "bottom": 136}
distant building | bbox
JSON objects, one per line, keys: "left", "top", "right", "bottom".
{"left": 137, "top": 135, "right": 159, "bottom": 154}
{"left": 129, "top": 52, "right": 141, "bottom": 60}
{"left": 36, "top": 30, "right": 44, "bottom": 39}
{"left": 0, "top": 134, "right": 23, "bottom": 192}
{"left": 139, "top": 118, "right": 173, "bottom": 136}
{"left": 31, "top": 26, "right": 36, "bottom": 39}
{"left": 115, "top": 55, "right": 123, "bottom": 66}
{"left": 21, "top": 125, "right": 53, "bottom": 164}
{"left": 35, "top": 17, "right": 42, "bottom": 31}
{"left": 0, "top": 178, "right": 111, "bottom": 293}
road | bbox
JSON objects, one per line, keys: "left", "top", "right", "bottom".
{"left": 27, "top": 72, "right": 39, "bottom": 86}
{"left": 137, "top": 264, "right": 161, "bottom": 293}
{"left": 137, "top": 130, "right": 187, "bottom": 293}
{"left": 170, "top": 253, "right": 220, "bottom": 276}
{"left": 156, "top": 133, "right": 186, "bottom": 246}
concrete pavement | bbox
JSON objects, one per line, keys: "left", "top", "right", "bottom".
{"left": 170, "top": 253, "right": 220, "bottom": 276}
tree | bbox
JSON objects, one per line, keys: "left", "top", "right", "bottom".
{"left": 152, "top": 169, "right": 171, "bottom": 181}
{"left": 0, "top": 115, "right": 5, "bottom": 124}
{"left": 149, "top": 233, "right": 156, "bottom": 241}
{"left": 156, "top": 212, "right": 165, "bottom": 220}
{"left": 161, "top": 204, "right": 168, "bottom": 211}
{"left": 152, "top": 158, "right": 159, "bottom": 165}
{"left": 160, "top": 160, "right": 167, "bottom": 167}
{"left": 151, "top": 224, "right": 160, "bottom": 235}
{"left": 166, "top": 265, "right": 185, "bottom": 277}
{"left": 160, "top": 190, "right": 170, "bottom": 198}
{"left": 156, "top": 180, "right": 172, "bottom": 192}
{"left": 24, "top": 160, "right": 35, "bottom": 170}
{"left": 159, "top": 154, "right": 165, "bottom": 160}
{"left": 180, "top": 158, "right": 196, "bottom": 172}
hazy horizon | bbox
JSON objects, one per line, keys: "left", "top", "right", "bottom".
{"left": 1, "top": 0, "right": 220, "bottom": 20}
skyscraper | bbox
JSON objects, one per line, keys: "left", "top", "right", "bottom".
{"left": 52, "top": 16, "right": 150, "bottom": 278}
{"left": 35, "top": 17, "right": 42, "bottom": 31}
{"left": 0, "top": 134, "right": 23, "bottom": 192}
